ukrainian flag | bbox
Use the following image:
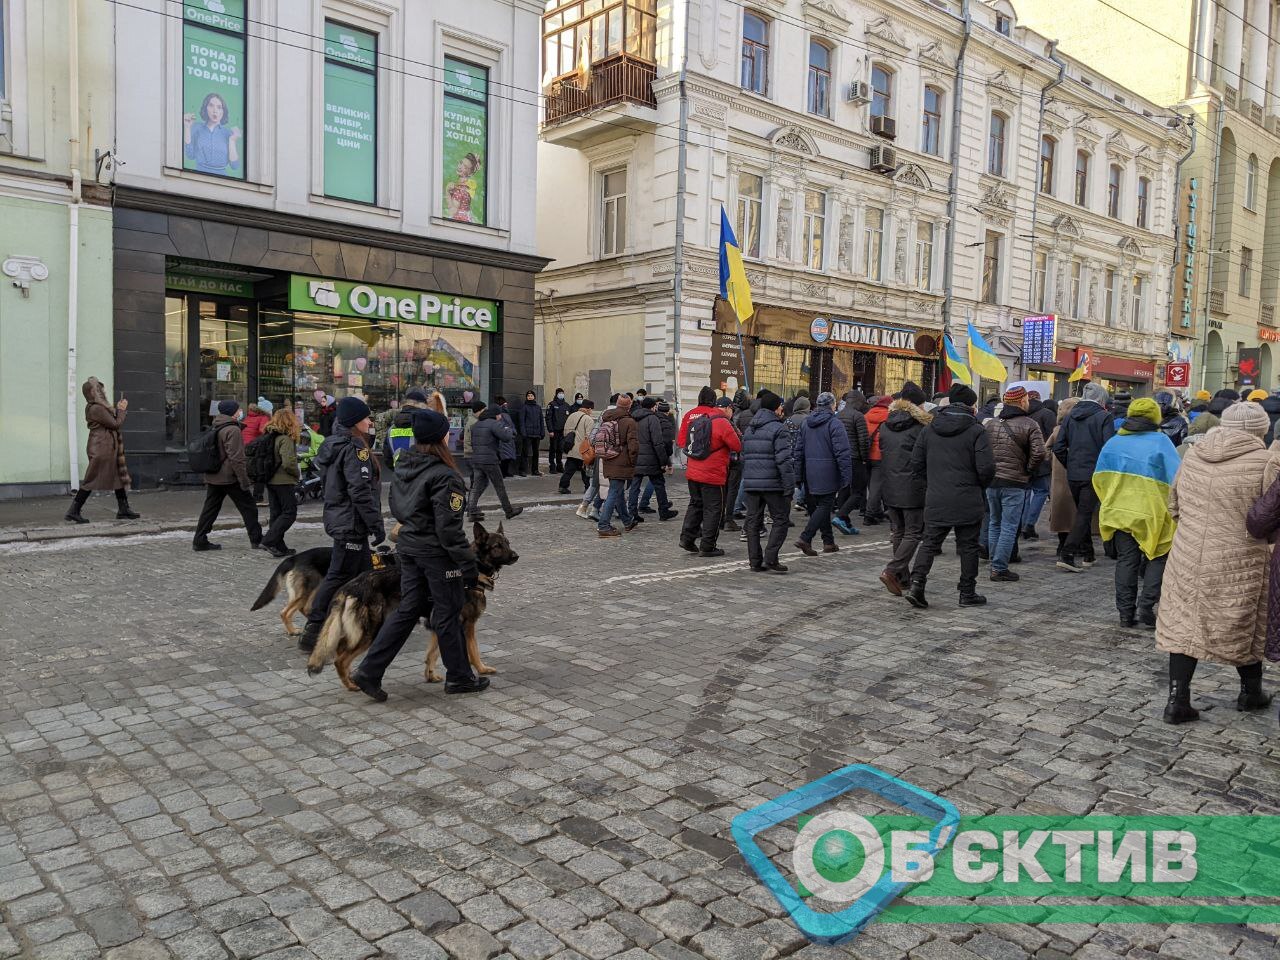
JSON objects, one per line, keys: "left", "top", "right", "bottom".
{"left": 719, "top": 207, "right": 754, "bottom": 324}
{"left": 966, "top": 321, "right": 1008, "bottom": 382}
{"left": 1092, "top": 424, "right": 1181, "bottom": 560}
{"left": 943, "top": 334, "right": 973, "bottom": 385}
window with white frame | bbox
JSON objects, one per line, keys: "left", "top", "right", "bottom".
{"left": 807, "top": 39, "right": 831, "bottom": 117}
{"left": 1033, "top": 249, "right": 1048, "bottom": 312}
{"left": 1039, "top": 136, "right": 1056, "bottom": 194}
{"left": 1131, "top": 274, "right": 1146, "bottom": 328}
{"left": 1105, "top": 267, "right": 1118, "bottom": 325}
{"left": 981, "top": 231, "right": 1002, "bottom": 304}
{"left": 1107, "top": 163, "right": 1122, "bottom": 219}
{"left": 735, "top": 171, "right": 763, "bottom": 259}
{"left": 995, "top": 12, "right": 1012, "bottom": 35}
{"left": 1070, "top": 259, "right": 1083, "bottom": 317}
{"left": 987, "top": 112, "right": 1008, "bottom": 177}
{"left": 1075, "top": 150, "right": 1090, "bottom": 206}
{"left": 803, "top": 189, "right": 826, "bottom": 269}
{"left": 1241, "top": 245, "right": 1254, "bottom": 296}
{"left": 600, "top": 169, "right": 627, "bottom": 257}
{"left": 870, "top": 65, "right": 893, "bottom": 119}
{"left": 1137, "top": 176, "right": 1150, "bottom": 229}
{"left": 1247, "top": 153, "right": 1259, "bottom": 209}
{"left": 922, "top": 86, "right": 943, "bottom": 156}
{"left": 741, "top": 13, "right": 769, "bottom": 95}
{"left": 915, "top": 220, "right": 934, "bottom": 289}
{"left": 863, "top": 207, "right": 884, "bottom": 281}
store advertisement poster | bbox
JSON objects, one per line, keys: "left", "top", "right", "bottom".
{"left": 442, "top": 58, "right": 488, "bottom": 225}
{"left": 323, "top": 23, "right": 376, "bottom": 203}
{"left": 182, "top": 21, "right": 246, "bottom": 179}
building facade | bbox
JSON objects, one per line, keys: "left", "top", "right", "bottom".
{"left": 112, "top": 0, "right": 545, "bottom": 485}
{"left": 535, "top": 0, "right": 1188, "bottom": 408}
{"left": 1017, "top": 0, "right": 1278, "bottom": 393}
{"left": 0, "top": 0, "right": 115, "bottom": 497}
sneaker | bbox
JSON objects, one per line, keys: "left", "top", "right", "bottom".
{"left": 765, "top": 561, "right": 789, "bottom": 574}
{"left": 699, "top": 548, "right": 726, "bottom": 558}
{"left": 1056, "top": 557, "right": 1084, "bottom": 572}
{"left": 193, "top": 541, "right": 222, "bottom": 552}
{"left": 679, "top": 540, "right": 699, "bottom": 553}
{"left": 623, "top": 520, "right": 639, "bottom": 532}
{"left": 989, "top": 570, "right": 1020, "bottom": 582}
{"left": 794, "top": 540, "right": 818, "bottom": 557}
{"left": 505, "top": 507, "right": 524, "bottom": 520}
{"left": 832, "top": 517, "right": 859, "bottom": 536}
{"left": 575, "top": 504, "right": 591, "bottom": 519}
{"left": 351, "top": 671, "right": 388, "bottom": 703}
{"left": 558, "top": 487, "right": 572, "bottom": 495}
{"left": 958, "top": 593, "right": 988, "bottom": 607}
{"left": 598, "top": 528, "right": 621, "bottom": 538}
{"left": 1082, "top": 557, "right": 1096, "bottom": 567}
{"left": 822, "top": 543, "right": 839, "bottom": 553}
{"left": 588, "top": 509, "right": 600, "bottom": 521}
{"left": 722, "top": 519, "right": 740, "bottom": 532}
{"left": 266, "top": 544, "right": 292, "bottom": 559}
{"left": 445, "top": 676, "right": 491, "bottom": 694}
{"left": 639, "top": 506, "right": 657, "bottom": 515}
{"left": 659, "top": 510, "right": 680, "bottom": 521}
{"left": 879, "top": 571, "right": 903, "bottom": 596}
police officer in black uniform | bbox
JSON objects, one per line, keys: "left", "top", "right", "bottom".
{"left": 298, "top": 396, "right": 385, "bottom": 652}
{"left": 350, "top": 409, "right": 489, "bottom": 701}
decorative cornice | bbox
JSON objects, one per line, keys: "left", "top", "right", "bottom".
{"left": 917, "top": 40, "right": 953, "bottom": 72}
{"left": 893, "top": 163, "right": 933, "bottom": 191}
{"left": 770, "top": 125, "right": 819, "bottom": 156}
{"left": 803, "top": 0, "right": 851, "bottom": 33}
{"left": 864, "top": 16, "right": 908, "bottom": 56}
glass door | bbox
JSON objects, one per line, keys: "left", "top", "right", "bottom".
{"left": 196, "top": 300, "right": 251, "bottom": 431}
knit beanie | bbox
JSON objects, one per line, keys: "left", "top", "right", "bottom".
{"left": 1207, "top": 397, "right": 1234, "bottom": 416}
{"left": 1249, "top": 388, "right": 1269, "bottom": 402}
{"left": 405, "top": 388, "right": 428, "bottom": 403}
{"left": 1126, "top": 397, "right": 1162, "bottom": 427}
{"left": 715, "top": 396, "right": 734, "bottom": 408}
{"left": 336, "top": 396, "right": 372, "bottom": 428}
{"left": 1194, "top": 389, "right": 1211, "bottom": 401}
{"left": 257, "top": 397, "right": 274, "bottom": 415}
{"left": 698, "top": 386, "right": 717, "bottom": 407}
{"left": 900, "top": 381, "right": 927, "bottom": 406}
{"left": 411, "top": 410, "right": 450, "bottom": 444}
{"left": 1220, "top": 400, "right": 1270, "bottom": 437}
{"left": 1002, "top": 385, "right": 1028, "bottom": 404}
{"left": 758, "top": 389, "right": 783, "bottom": 412}
{"left": 816, "top": 391, "right": 836, "bottom": 409}
{"left": 217, "top": 399, "right": 239, "bottom": 416}
{"left": 947, "top": 382, "right": 977, "bottom": 407}
{"left": 1082, "top": 382, "right": 1110, "bottom": 405}
{"left": 641, "top": 396, "right": 658, "bottom": 408}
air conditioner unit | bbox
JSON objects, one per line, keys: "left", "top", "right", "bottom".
{"left": 870, "top": 144, "right": 897, "bottom": 173}
{"left": 845, "top": 81, "right": 871, "bottom": 104}
{"left": 870, "top": 116, "right": 897, "bottom": 140}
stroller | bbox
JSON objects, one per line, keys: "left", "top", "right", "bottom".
{"left": 294, "top": 426, "right": 325, "bottom": 504}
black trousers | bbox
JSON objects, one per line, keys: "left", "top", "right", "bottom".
{"left": 1064, "top": 480, "right": 1100, "bottom": 562}
{"left": 800, "top": 492, "right": 837, "bottom": 545}
{"left": 519, "top": 437, "right": 541, "bottom": 475}
{"left": 263, "top": 483, "right": 297, "bottom": 549}
{"left": 468, "top": 463, "right": 514, "bottom": 515}
{"left": 864, "top": 462, "right": 886, "bottom": 520}
{"left": 722, "top": 461, "right": 743, "bottom": 526}
{"left": 836, "top": 461, "right": 868, "bottom": 522}
{"left": 910, "top": 521, "right": 981, "bottom": 595}
{"left": 884, "top": 506, "right": 925, "bottom": 583}
{"left": 194, "top": 483, "right": 262, "bottom": 545}
{"left": 745, "top": 492, "right": 790, "bottom": 566}
{"left": 559, "top": 457, "right": 588, "bottom": 492}
{"left": 304, "top": 539, "right": 372, "bottom": 634}
{"left": 548, "top": 432, "right": 565, "bottom": 473}
{"left": 1113, "top": 531, "right": 1167, "bottom": 618}
{"left": 358, "top": 552, "right": 474, "bottom": 685}
{"left": 681, "top": 480, "right": 723, "bottom": 551}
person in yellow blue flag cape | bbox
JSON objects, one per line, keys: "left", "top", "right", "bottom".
{"left": 1091, "top": 398, "right": 1180, "bottom": 631}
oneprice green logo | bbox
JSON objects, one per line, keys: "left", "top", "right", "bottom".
{"left": 732, "top": 765, "right": 1280, "bottom": 945}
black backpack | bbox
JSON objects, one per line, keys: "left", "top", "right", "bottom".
{"left": 246, "top": 434, "right": 283, "bottom": 483}
{"left": 684, "top": 415, "right": 714, "bottom": 460}
{"left": 187, "top": 423, "right": 234, "bottom": 474}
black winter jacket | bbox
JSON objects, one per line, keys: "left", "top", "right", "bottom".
{"left": 1263, "top": 395, "right": 1280, "bottom": 446}
{"left": 878, "top": 400, "right": 931, "bottom": 510}
{"left": 1026, "top": 398, "right": 1057, "bottom": 478}
{"left": 518, "top": 400, "right": 546, "bottom": 438}
{"left": 1051, "top": 400, "right": 1115, "bottom": 484}
{"left": 469, "top": 407, "right": 514, "bottom": 466}
{"left": 1159, "top": 411, "right": 1189, "bottom": 447}
{"left": 909, "top": 404, "right": 995, "bottom": 526}
{"left": 389, "top": 449, "right": 477, "bottom": 577}
{"left": 314, "top": 424, "right": 384, "bottom": 542}
{"left": 837, "top": 397, "right": 871, "bottom": 465}
{"left": 545, "top": 398, "right": 571, "bottom": 434}
{"left": 741, "top": 408, "right": 796, "bottom": 494}
{"left": 632, "top": 407, "right": 670, "bottom": 476}
{"left": 656, "top": 404, "right": 677, "bottom": 454}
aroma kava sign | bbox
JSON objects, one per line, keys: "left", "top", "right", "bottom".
{"left": 289, "top": 276, "right": 500, "bottom": 332}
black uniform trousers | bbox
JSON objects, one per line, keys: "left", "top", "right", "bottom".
{"left": 745, "top": 492, "right": 790, "bottom": 566}
{"left": 358, "top": 552, "right": 475, "bottom": 685}
{"left": 304, "top": 539, "right": 372, "bottom": 634}
{"left": 681, "top": 480, "right": 723, "bottom": 551}
{"left": 910, "top": 521, "right": 981, "bottom": 595}
{"left": 721, "top": 461, "right": 743, "bottom": 527}
{"left": 519, "top": 437, "right": 541, "bottom": 475}
{"left": 548, "top": 432, "right": 565, "bottom": 473}
{"left": 194, "top": 483, "right": 262, "bottom": 546}
{"left": 263, "top": 483, "right": 297, "bottom": 549}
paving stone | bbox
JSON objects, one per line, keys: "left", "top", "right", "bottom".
{"left": 103, "top": 939, "right": 172, "bottom": 960}
{"left": 561, "top": 920, "right": 632, "bottom": 960}
{"left": 639, "top": 900, "right": 712, "bottom": 942}
{"left": 341, "top": 899, "right": 408, "bottom": 940}
{"left": 496, "top": 921, "right": 564, "bottom": 960}
{"left": 433, "top": 923, "right": 503, "bottom": 960}
{"left": 83, "top": 906, "right": 143, "bottom": 948}
{"left": 308, "top": 926, "right": 378, "bottom": 960}
{"left": 399, "top": 890, "right": 462, "bottom": 932}
{"left": 598, "top": 871, "right": 668, "bottom": 910}
{"left": 375, "top": 929, "right": 450, "bottom": 959}
{"left": 220, "top": 918, "right": 298, "bottom": 960}
{"left": 460, "top": 893, "right": 524, "bottom": 931}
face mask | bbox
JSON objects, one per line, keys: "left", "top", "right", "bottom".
{"left": 556, "top": 392, "right": 564, "bottom": 400}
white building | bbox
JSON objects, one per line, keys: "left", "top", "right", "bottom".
{"left": 535, "top": 0, "right": 1190, "bottom": 405}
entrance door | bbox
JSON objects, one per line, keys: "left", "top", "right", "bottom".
{"left": 194, "top": 299, "right": 252, "bottom": 433}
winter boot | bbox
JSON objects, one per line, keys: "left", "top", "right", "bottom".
{"left": 905, "top": 582, "right": 929, "bottom": 609}
{"left": 65, "top": 490, "right": 91, "bottom": 524}
{"left": 1162, "top": 678, "right": 1200, "bottom": 724}
{"left": 1237, "top": 672, "right": 1273, "bottom": 712}
{"left": 115, "top": 491, "right": 140, "bottom": 519}
{"left": 958, "top": 591, "right": 987, "bottom": 607}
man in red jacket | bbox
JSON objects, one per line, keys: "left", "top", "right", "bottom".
{"left": 862, "top": 392, "right": 894, "bottom": 525}
{"left": 678, "top": 386, "right": 743, "bottom": 557}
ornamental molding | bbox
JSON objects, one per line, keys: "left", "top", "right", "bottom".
{"left": 1074, "top": 114, "right": 1102, "bottom": 146}
{"left": 1119, "top": 236, "right": 1144, "bottom": 258}
{"left": 770, "top": 124, "right": 820, "bottom": 156}
{"left": 865, "top": 16, "right": 908, "bottom": 56}
{"left": 917, "top": 40, "right": 953, "bottom": 71}
{"left": 691, "top": 97, "right": 728, "bottom": 124}
{"left": 802, "top": 0, "right": 851, "bottom": 32}
{"left": 987, "top": 69, "right": 1019, "bottom": 99}
{"left": 1051, "top": 213, "right": 1084, "bottom": 239}
{"left": 2, "top": 255, "right": 49, "bottom": 297}
{"left": 1106, "top": 131, "right": 1136, "bottom": 162}
{"left": 893, "top": 163, "right": 933, "bottom": 191}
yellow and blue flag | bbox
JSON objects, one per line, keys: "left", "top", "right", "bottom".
{"left": 943, "top": 334, "right": 972, "bottom": 386}
{"left": 719, "top": 207, "right": 754, "bottom": 324}
{"left": 966, "top": 321, "right": 1008, "bottom": 382}
{"left": 1092, "top": 408, "right": 1181, "bottom": 561}
{"left": 1067, "top": 350, "right": 1093, "bottom": 383}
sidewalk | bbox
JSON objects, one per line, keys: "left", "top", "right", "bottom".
{"left": 0, "top": 470, "right": 598, "bottom": 543}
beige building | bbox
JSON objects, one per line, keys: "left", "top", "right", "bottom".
{"left": 1017, "top": 0, "right": 1280, "bottom": 392}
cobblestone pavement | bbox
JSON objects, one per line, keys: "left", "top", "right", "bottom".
{"left": 1, "top": 499, "right": 1278, "bottom": 960}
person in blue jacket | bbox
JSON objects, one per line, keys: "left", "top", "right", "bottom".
{"left": 793, "top": 392, "right": 853, "bottom": 556}
{"left": 183, "top": 93, "right": 241, "bottom": 176}
{"left": 516, "top": 390, "right": 545, "bottom": 476}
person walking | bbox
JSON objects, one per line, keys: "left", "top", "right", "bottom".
{"left": 982, "top": 386, "right": 1046, "bottom": 582}
{"left": 260, "top": 407, "right": 302, "bottom": 558}
{"left": 517, "top": 390, "right": 545, "bottom": 476}
{"left": 678, "top": 386, "right": 742, "bottom": 556}
{"left": 65, "top": 376, "right": 141, "bottom": 524}
{"left": 1020, "top": 391, "right": 1057, "bottom": 539}
{"left": 466, "top": 402, "right": 523, "bottom": 521}
{"left": 629, "top": 396, "right": 678, "bottom": 522}
{"left": 1052, "top": 382, "right": 1116, "bottom": 572}
{"left": 1157, "top": 401, "right": 1275, "bottom": 723}
{"left": 741, "top": 390, "right": 794, "bottom": 573}
{"left": 545, "top": 387, "right": 571, "bottom": 475}
{"left": 904, "top": 384, "right": 996, "bottom": 609}
{"left": 242, "top": 398, "right": 272, "bottom": 504}
{"left": 597, "top": 394, "right": 640, "bottom": 537}
{"left": 192, "top": 400, "right": 263, "bottom": 551}
{"left": 1091, "top": 398, "right": 1180, "bottom": 629}
{"left": 862, "top": 392, "right": 896, "bottom": 525}
{"left": 729, "top": 393, "right": 759, "bottom": 521}
{"left": 793, "top": 392, "right": 852, "bottom": 556}
{"left": 1047, "top": 398, "right": 1081, "bottom": 558}
{"left": 349, "top": 410, "right": 489, "bottom": 701}
{"left": 834, "top": 389, "right": 871, "bottom": 536}
{"left": 785, "top": 395, "right": 813, "bottom": 510}
{"left": 640, "top": 398, "right": 679, "bottom": 515}
{"left": 495, "top": 397, "right": 518, "bottom": 477}
{"left": 560, "top": 400, "right": 596, "bottom": 494}
{"left": 716, "top": 397, "right": 745, "bottom": 532}
{"left": 297, "top": 397, "right": 385, "bottom": 652}
{"left": 876, "top": 390, "right": 932, "bottom": 595}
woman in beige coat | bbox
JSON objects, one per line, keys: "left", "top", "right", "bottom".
{"left": 1156, "top": 401, "right": 1276, "bottom": 724}
{"left": 1047, "top": 398, "right": 1078, "bottom": 557}
{"left": 65, "top": 377, "right": 140, "bottom": 523}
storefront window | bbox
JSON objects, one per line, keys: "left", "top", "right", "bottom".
{"left": 875, "top": 356, "right": 925, "bottom": 398}
{"left": 753, "top": 342, "right": 811, "bottom": 400}
{"left": 165, "top": 297, "right": 187, "bottom": 450}
{"left": 197, "top": 301, "right": 250, "bottom": 432}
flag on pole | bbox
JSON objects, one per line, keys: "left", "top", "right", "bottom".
{"left": 1068, "top": 349, "right": 1093, "bottom": 382}
{"left": 966, "top": 321, "right": 1008, "bottom": 382}
{"left": 718, "top": 207, "right": 755, "bottom": 324}
{"left": 943, "top": 334, "right": 973, "bottom": 386}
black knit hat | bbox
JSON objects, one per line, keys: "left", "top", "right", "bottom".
{"left": 336, "top": 396, "right": 372, "bottom": 428}
{"left": 217, "top": 399, "right": 239, "bottom": 416}
{"left": 947, "top": 383, "right": 978, "bottom": 407}
{"left": 411, "top": 410, "right": 450, "bottom": 444}
{"left": 698, "top": 385, "right": 718, "bottom": 406}
{"left": 758, "top": 389, "right": 783, "bottom": 412}
{"left": 901, "top": 381, "right": 927, "bottom": 406}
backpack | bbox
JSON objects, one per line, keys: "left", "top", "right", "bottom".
{"left": 684, "top": 415, "right": 714, "bottom": 460}
{"left": 187, "top": 423, "right": 233, "bottom": 474}
{"left": 246, "top": 433, "right": 283, "bottom": 483}
{"left": 593, "top": 418, "right": 622, "bottom": 460}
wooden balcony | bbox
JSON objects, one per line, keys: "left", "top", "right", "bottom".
{"left": 1263, "top": 302, "right": 1275, "bottom": 326}
{"left": 543, "top": 54, "right": 657, "bottom": 128}
{"left": 1209, "top": 288, "right": 1225, "bottom": 315}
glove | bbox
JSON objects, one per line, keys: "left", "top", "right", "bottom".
{"left": 463, "top": 575, "right": 479, "bottom": 591}
{"left": 370, "top": 527, "right": 386, "bottom": 547}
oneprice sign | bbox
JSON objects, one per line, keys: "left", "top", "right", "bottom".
{"left": 288, "top": 275, "right": 501, "bottom": 333}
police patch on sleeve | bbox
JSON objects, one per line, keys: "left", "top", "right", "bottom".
{"left": 357, "top": 448, "right": 370, "bottom": 461}
{"left": 449, "top": 492, "right": 464, "bottom": 513}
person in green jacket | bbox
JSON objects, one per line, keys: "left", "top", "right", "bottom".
{"left": 261, "top": 408, "right": 302, "bottom": 558}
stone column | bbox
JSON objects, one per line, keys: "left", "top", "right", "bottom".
{"left": 1224, "top": 0, "right": 1246, "bottom": 92}
{"left": 1197, "top": 0, "right": 1217, "bottom": 82}
{"left": 1246, "top": 0, "right": 1270, "bottom": 105}
{"left": 1271, "top": 34, "right": 1280, "bottom": 117}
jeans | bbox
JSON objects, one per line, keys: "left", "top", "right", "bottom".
{"left": 1023, "top": 475, "right": 1051, "bottom": 529}
{"left": 548, "top": 432, "right": 564, "bottom": 473}
{"left": 263, "top": 483, "right": 297, "bottom": 549}
{"left": 519, "top": 437, "right": 541, "bottom": 475}
{"left": 1064, "top": 479, "right": 1100, "bottom": 562}
{"left": 884, "top": 506, "right": 925, "bottom": 583}
{"left": 681, "top": 480, "right": 723, "bottom": 551}
{"left": 194, "top": 482, "right": 262, "bottom": 546}
{"left": 358, "top": 552, "right": 475, "bottom": 685}
{"left": 745, "top": 491, "right": 790, "bottom": 566}
{"left": 598, "top": 476, "right": 633, "bottom": 531}
{"left": 1113, "top": 531, "right": 1167, "bottom": 618}
{"left": 799, "top": 491, "right": 837, "bottom": 545}
{"left": 985, "top": 487, "right": 1026, "bottom": 572}
{"left": 864, "top": 462, "right": 885, "bottom": 520}
{"left": 304, "top": 538, "right": 372, "bottom": 635}
{"left": 468, "top": 463, "right": 513, "bottom": 516}
{"left": 630, "top": 473, "right": 670, "bottom": 515}
{"left": 910, "top": 521, "right": 981, "bottom": 596}
{"left": 560, "top": 456, "right": 588, "bottom": 493}
{"left": 733, "top": 476, "right": 749, "bottom": 515}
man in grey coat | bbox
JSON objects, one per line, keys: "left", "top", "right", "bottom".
{"left": 466, "top": 402, "right": 523, "bottom": 521}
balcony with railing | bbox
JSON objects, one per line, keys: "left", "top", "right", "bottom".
{"left": 543, "top": 54, "right": 657, "bottom": 127}
{"left": 1209, "top": 288, "right": 1226, "bottom": 314}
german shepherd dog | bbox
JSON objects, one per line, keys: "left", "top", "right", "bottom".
{"left": 305, "top": 522, "right": 519, "bottom": 691}
{"left": 250, "top": 546, "right": 397, "bottom": 636}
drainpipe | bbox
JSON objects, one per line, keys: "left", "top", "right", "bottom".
{"left": 1199, "top": 100, "right": 1224, "bottom": 390}
{"left": 669, "top": 0, "right": 693, "bottom": 410}
{"left": 1167, "top": 112, "right": 1196, "bottom": 372}
{"left": 66, "top": 0, "right": 83, "bottom": 491}
{"left": 940, "top": 0, "right": 971, "bottom": 359}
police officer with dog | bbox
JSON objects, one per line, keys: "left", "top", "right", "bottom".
{"left": 350, "top": 409, "right": 488, "bottom": 701}
{"left": 298, "top": 396, "right": 386, "bottom": 653}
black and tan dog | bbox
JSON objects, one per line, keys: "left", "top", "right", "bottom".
{"left": 250, "top": 546, "right": 396, "bottom": 636}
{"left": 305, "top": 522, "right": 519, "bottom": 690}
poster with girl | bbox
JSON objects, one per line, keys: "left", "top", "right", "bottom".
{"left": 441, "top": 58, "right": 488, "bottom": 224}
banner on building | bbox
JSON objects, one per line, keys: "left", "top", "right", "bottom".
{"left": 323, "top": 23, "right": 377, "bottom": 204}
{"left": 1164, "top": 362, "right": 1191, "bottom": 388}
{"left": 442, "top": 58, "right": 489, "bottom": 225}
{"left": 182, "top": 2, "right": 247, "bottom": 180}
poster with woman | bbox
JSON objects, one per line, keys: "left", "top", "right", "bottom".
{"left": 441, "top": 58, "right": 489, "bottom": 224}
{"left": 182, "top": 6, "right": 246, "bottom": 179}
